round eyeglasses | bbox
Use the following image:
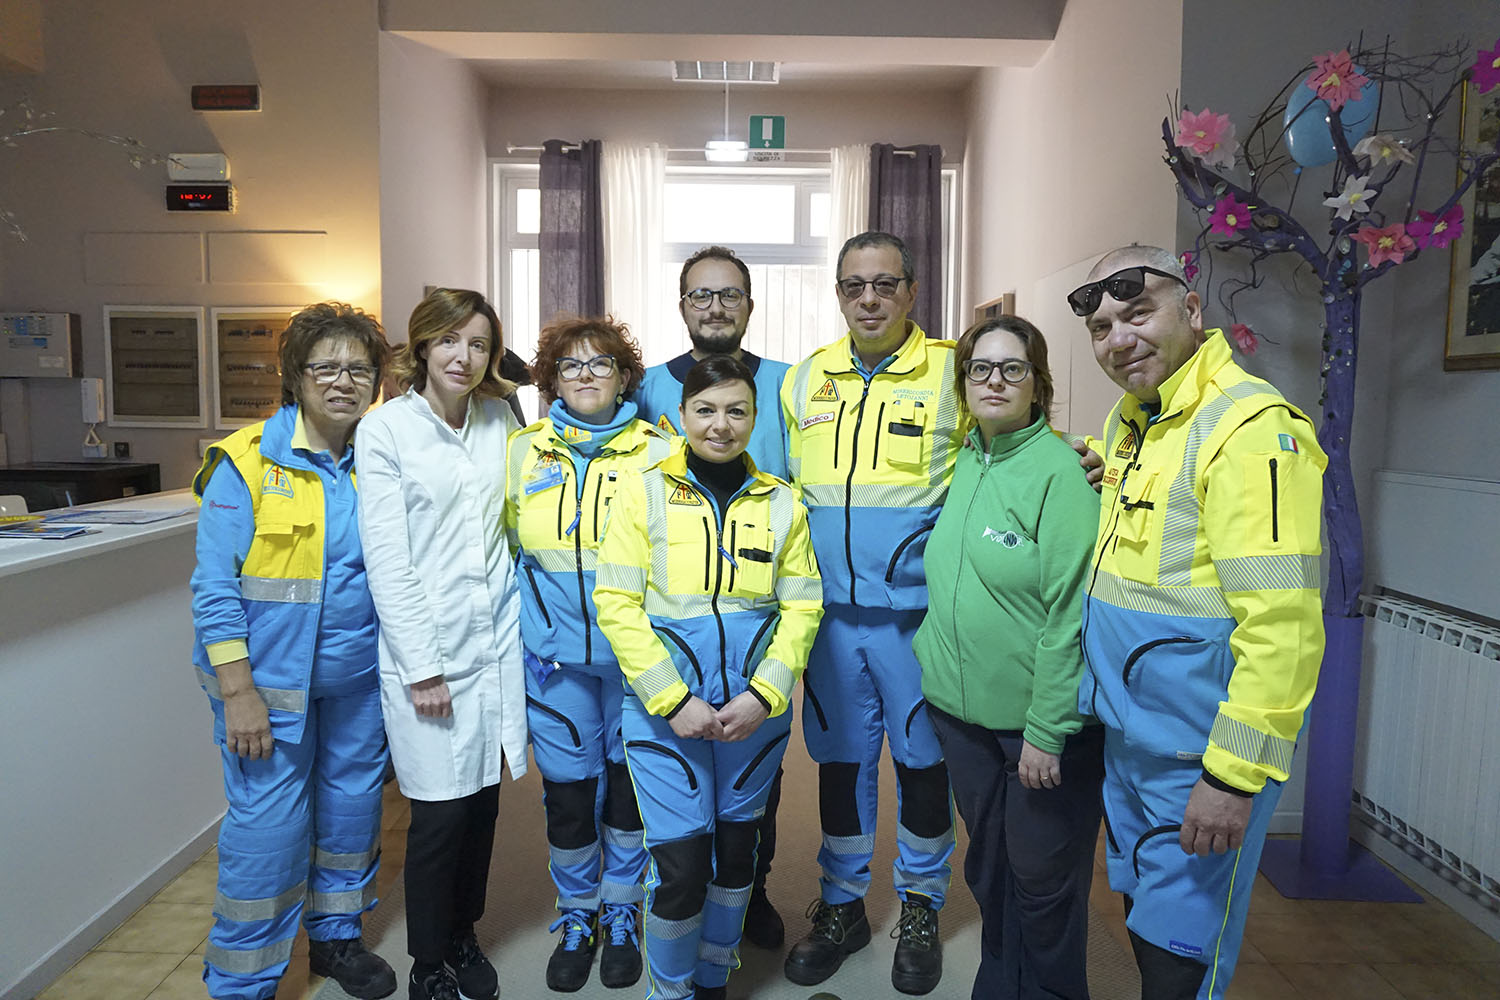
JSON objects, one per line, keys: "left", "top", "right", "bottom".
{"left": 682, "top": 287, "right": 747, "bottom": 310}
{"left": 304, "top": 362, "right": 376, "bottom": 386}
{"left": 962, "top": 358, "right": 1033, "bottom": 385}
{"left": 557, "top": 355, "right": 617, "bottom": 381}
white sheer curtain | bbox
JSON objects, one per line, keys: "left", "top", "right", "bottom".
{"left": 827, "top": 143, "right": 870, "bottom": 275}
{"left": 601, "top": 142, "right": 668, "bottom": 353}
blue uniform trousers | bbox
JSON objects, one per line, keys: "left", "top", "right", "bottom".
{"left": 1101, "top": 730, "right": 1281, "bottom": 1000}
{"left": 800, "top": 604, "right": 954, "bottom": 906}
{"left": 622, "top": 694, "right": 790, "bottom": 1000}
{"left": 526, "top": 659, "right": 647, "bottom": 910}
{"left": 204, "top": 679, "right": 386, "bottom": 1000}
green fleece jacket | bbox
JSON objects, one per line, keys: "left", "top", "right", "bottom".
{"left": 913, "top": 414, "right": 1100, "bottom": 751}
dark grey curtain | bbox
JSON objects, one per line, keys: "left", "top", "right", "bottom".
{"left": 868, "top": 143, "right": 944, "bottom": 337}
{"left": 539, "top": 139, "right": 604, "bottom": 324}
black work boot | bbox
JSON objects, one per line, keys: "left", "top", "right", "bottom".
{"left": 445, "top": 926, "right": 498, "bottom": 1000}
{"left": 890, "top": 893, "right": 942, "bottom": 995}
{"left": 782, "top": 898, "right": 871, "bottom": 986}
{"left": 308, "top": 936, "right": 398, "bottom": 999}
{"left": 597, "top": 902, "right": 642, "bottom": 989}
{"left": 741, "top": 882, "right": 785, "bottom": 950}
{"left": 545, "top": 909, "right": 597, "bottom": 992}
{"left": 692, "top": 984, "right": 727, "bottom": 999}
{"left": 409, "top": 966, "right": 460, "bottom": 1000}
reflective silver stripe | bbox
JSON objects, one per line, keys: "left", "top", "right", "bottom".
{"left": 896, "top": 825, "right": 955, "bottom": 856}
{"left": 647, "top": 434, "right": 675, "bottom": 462}
{"left": 786, "top": 360, "right": 815, "bottom": 483}
{"left": 196, "top": 666, "right": 307, "bottom": 714}
{"left": 601, "top": 881, "right": 645, "bottom": 903}
{"left": 1214, "top": 553, "right": 1322, "bottom": 592}
{"left": 532, "top": 547, "right": 598, "bottom": 573}
{"left": 307, "top": 881, "right": 376, "bottom": 915}
{"left": 214, "top": 881, "right": 307, "bottom": 922}
{"left": 643, "top": 591, "right": 775, "bottom": 620}
{"left": 652, "top": 980, "right": 695, "bottom": 1000}
{"left": 753, "top": 658, "right": 796, "bottom": 704}
{"left": 643, "top": 468, "right": 672, "bottom": 594}
{"left": 550, "top": 842, "right": 601, "bottom": 867}
{"left": 800, "top": 482, "right": 948, "bottom": 510}
{"left": 205, "top": 936, "right": 295, "bottom": 975}
{"left": 823, "top": 872, "right": 867, "bottom": 899}
{"left": 602, "top": 825, "right": 645, "bottom": 849}
{"left": 698, "top": 940, "right": 737, "bottom": 967}
{"left": 508, "top": 431, "right": 534, "bottom": 509}
{"left": 648, "top": 910, "right": 702, "bottom": 940}
{"left": 313, "top": 846, "right": 378, "bottom": 872}
{"left": 822, "top": 832, "right": 876, "bottom": 856}
{"left": 774, "top": 575, "right": 822, "bottom": 603}
{"left": 240, "top": 575, "right": 322, "bottom": 604}
{"left": 597, "top": 561, "right": 647, "bottom": 593}
{"left": 558, "top": 893, "right": 600, "bottom": 909}
{"left": 631, "top": 658, "right": 685, "bottom": 703}
{"left": 1210, "top": 712, "right": 1295, "bottom": 777}
{"left": 928, "top": 347, "right": 959, "bottom": 484}
{"left": 705, "top": 882, "right": 752, "bottom": 908}
{"left": 1091, "top": 570, "right": 1232, "bottom": 620}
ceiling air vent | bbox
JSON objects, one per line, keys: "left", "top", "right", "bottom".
{"left": 672, "top": 61, "right": 779, "bottom": 84}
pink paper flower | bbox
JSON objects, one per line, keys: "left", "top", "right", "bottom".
{"left": 1179, "top": 250, "right": 1199, "bottom": 282}
{"left": 1229, "top": 323, "right": 1258, "bottom": 355}
{"left": 1475, "top": 39, "right": 1500, "bottom": 95}
{"left": 1208, "top": 196, "right": 1253, "bottom": 236}
{"left": 1175, "top": 108, "right": 1238, "bottom": 169}
{"left": 1353, "top": 224, "right": 1415, "bottom": 267}
{"left": 1406, "top": 205, "right": 1464, "bottom": 250}
{"left": 1306, "top": 50, "right": 1370, "bottom": 111}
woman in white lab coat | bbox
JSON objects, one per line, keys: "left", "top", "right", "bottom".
{"left": 356, "top": 288, "right": 526, "bottom": 1000}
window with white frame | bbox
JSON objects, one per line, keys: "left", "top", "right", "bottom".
{"left": 491, "top": 162, "right": 958, "bottom": 386}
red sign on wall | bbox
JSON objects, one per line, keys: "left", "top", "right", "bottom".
{"left": 191, "top": 85, "right": 261, "bottom": 111}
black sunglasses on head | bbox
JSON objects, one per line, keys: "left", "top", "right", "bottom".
{"left": 1067, "top": 266, "right": 1188, "bottom": 316}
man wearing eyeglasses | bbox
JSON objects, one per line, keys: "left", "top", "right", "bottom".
{"left": 632, "top": 245, "right": 794, "bottom": 952}
{"left": 1073, "top": 245, "right": 1326, "bottom": 999}
{"left": 778, "top": 231, "right": 959, "bottom": 996}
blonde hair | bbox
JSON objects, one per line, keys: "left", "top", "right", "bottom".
{"left": 390, "top": 288, "right": 516, "bottom": 398}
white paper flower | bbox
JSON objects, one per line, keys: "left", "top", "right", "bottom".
{"left": 1323, "top": 174, "right": 1375, "bottom": 221}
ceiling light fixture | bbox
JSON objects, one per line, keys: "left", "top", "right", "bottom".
{"left": 704, "top": 74, "right": 748, "bottom": 163}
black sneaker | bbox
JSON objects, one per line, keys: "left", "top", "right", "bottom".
{"left": 545, "top": 908, "right": 597, "bottom": 992}
{"left": 782, "top": 898, "right": 871, "bottom": 986}
{"left": 597, "top": 902, "right": 642, "bottom": 989}
{"left": 308, "top": 936, "right": 397, "bottom": 999}
{"left": 741, "top": 885, "right": 784, "bottom": 949}
{"left": 890, "top": 893, "right": 942, "bottom": 995}
{"left": 409, "top": 966, "right": 461, "bottom": 1000}
{"left": 445, "top": 927, "right": 498, "bottom": 1000}
{"left": 692, "top": 984, "right": 727, "bottom": 1000}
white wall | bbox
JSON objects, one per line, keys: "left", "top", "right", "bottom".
{"left": 963, "top": 0, "right": 1183, "bottom": 436}
{"left": 378, "top": 33, "right": 489, "bottom": 343}
{"left": 0, "top": 0, "right": 383, "bottom": 490}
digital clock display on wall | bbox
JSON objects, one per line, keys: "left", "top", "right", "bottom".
{"left": 165, "top": 183, "right": 235, "bottom": 212}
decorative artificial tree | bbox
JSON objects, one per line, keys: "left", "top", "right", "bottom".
{"left": 1163, "top": 37, "right": 1500, "bottom": 899}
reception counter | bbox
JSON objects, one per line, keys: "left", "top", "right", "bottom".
{"left": 0, "top": 491, "right": 224, "bottom": 999}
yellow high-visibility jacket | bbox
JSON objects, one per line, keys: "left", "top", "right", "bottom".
{"left": 1080, "top": 333, "right": 1327, "bottom": 793}
{"left": 593, "top": 443, "right": 823, "bottom": 718}
{"left": 780, "top": 323, "right": 963, "bottom": 609}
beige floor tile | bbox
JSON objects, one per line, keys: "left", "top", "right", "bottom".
{"left": 1221, "top": 961, "right": 1297, "bottom": 999}
{"left": 1399, "top": 899, "right": 1500, "bottom": 962}
{"left": 98, "top": 902, "right": 215, "bottom": 954}
{"left": 1328, "top": 909, "right": 1449, "bottom": 964}
{"left": 36, "top": 951, "right": 180, "bottom": 1000}
{"left": 1235, "top": 937, "right": 1268, "bottom": 965}
{"left": 1370, "top": 961, "right": 1500, "bottom": 1000}
{"left": 152, "top": 856, "right": 219, "bottom": 905}
{"left": 1277, "top": 961, "right": 1405, "bottom": 1000}
{"left": 143, "top": 955, "right": 208, "bottom": 1000}
{"left": 276, "top": 961, "right": 316, "bottom": 1000}
{"left": 1243, "top": 910, "right": 1360, "bottom": 965}
{"left": 381, "top": 798, "right": 411, "bottom": 832}
{"left": 1466, "top": 962, "right": 1500, "bottom": 988}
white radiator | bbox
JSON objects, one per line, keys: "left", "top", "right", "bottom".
{"left": 1354, "top": 593, "right": 1500, "bottom": 906}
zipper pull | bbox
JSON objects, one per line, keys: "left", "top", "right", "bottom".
{"left": 719, "top": 544, "right": 738, "bottom": 570}
{"left": 566, "top": 505, "right": 581, "bottom": 537}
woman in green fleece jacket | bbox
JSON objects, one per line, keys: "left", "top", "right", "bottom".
{"left": 912, "top": 314, "right": 1104, "bottom": 1000}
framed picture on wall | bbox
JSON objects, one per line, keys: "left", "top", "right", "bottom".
{"left": 1445, "top": 79, "right": 1500, "bottom": 371}
{"left": 210, "top": 307, "right": 295, "bottom": 429}
{"left": 103, "top": 306, "right": 207, "bottom": 428}
{"left": 973, "top": 292, "right": 1017, "bottom": 325}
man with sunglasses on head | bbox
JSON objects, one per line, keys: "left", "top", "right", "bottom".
{"left": 778, "top": 231, "right": 959, "bottom": 996}
{"left": 1072, "top": 244, "right": 1326, "bottom": 999}
{"left": 633, "top": 245, "right": 793, "bottom": 952}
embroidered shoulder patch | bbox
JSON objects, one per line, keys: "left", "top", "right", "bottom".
{"left": 262, "top": 466, "right": 294, "bottom": 499}
{"left": 801, "top": 412, "right": 836, "bottom": 431}
{"left": 1278, "top": 433, "right": 1299, "bottom": 453}
{"left": 811, "top": 378, "right": 840, "bottom": 402}
{"left": 657, "top": 414, "right": 677, "bottom": 434}
{"left": 669, "top": 483, "right": 703, "bottom": 506}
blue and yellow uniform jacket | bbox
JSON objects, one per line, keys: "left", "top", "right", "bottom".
{"left": 779, "top": 324, "right": 962, "bottom": 609}
{"left": 634, "top": 350, "right": 792, "bottom": 480}
{"left": 190, "top": 404, "right": 377, "bottom": 745}
{"left": 504, "top": 413, "right": 676, "bottom": 668}
{"left": 1081, "top": 333, "right": 1327, "bottom": 793}
{"left": 593, "top": 443, "right": 824, "bottom": 718}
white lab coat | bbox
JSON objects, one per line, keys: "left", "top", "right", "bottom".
{"left": 355, "top": 389, "right": 528, "bottom": 800}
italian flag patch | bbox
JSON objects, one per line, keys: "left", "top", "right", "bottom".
{"left": 1278, "top": 433, "right": 1299, "bottom": 453}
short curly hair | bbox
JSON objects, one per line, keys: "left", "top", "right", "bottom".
{"left": 529, "top": 315, "right": 647, "bottom": 407}
{"left": 277, "top": 302, "right": 390, "bottom": 407}
{"left": 389, "top": 287, "right": 516, "bottom": 398}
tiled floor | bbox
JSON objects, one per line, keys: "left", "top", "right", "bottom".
{"left": 35, "top": 780, "right": 1500, "bottom": 999}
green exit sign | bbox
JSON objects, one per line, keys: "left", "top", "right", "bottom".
{"left": 749, "top": 115, "right": 785, "bottom": 149}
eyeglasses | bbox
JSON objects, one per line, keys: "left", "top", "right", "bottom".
{"left": 304, "top": 362, "right": 376, "bottom": 385}
{"left": 962, "top": 358, "right": 1034, "bottom": 385}
{"left": 682, "top": 287, "right": 747, "bottom": 310}
{"left": 835, "top": 275, "right": 910, "bottom": 300}
{"left": 557, "top": 355, "right": 617, "bottom": 380}
{"left": 1066, "top": 266, "right": 1187, "bottom": 316}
